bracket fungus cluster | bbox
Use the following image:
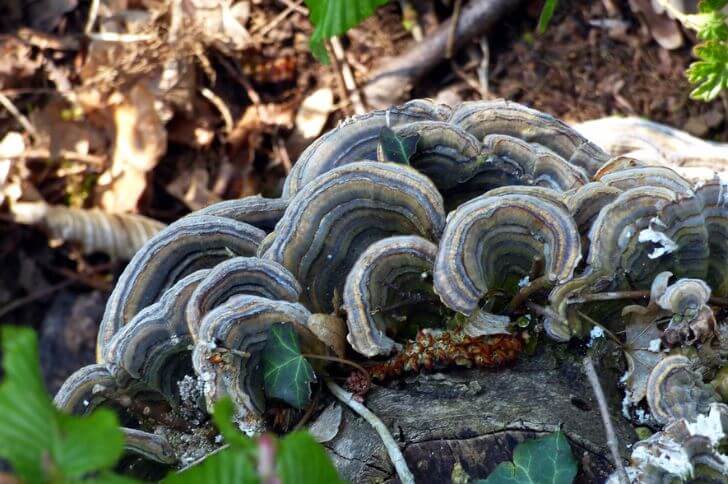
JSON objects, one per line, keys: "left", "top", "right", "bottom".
{"left": 54, "top": 99, "right": 728, "bottom": 472}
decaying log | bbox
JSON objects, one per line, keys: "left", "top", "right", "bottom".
{"left": 572, "top": 117, "right": 728, "bottom": 178}
{"left": 326, "top": 344, "right": 636, "bottom": 483}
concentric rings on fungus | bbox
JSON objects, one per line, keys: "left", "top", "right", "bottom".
{"left": 264, "top": 161, "right": 446, "bottom": 314}
{"left": 185, "top": 257, "right": 301, "bottom": 336}
{"left": 433, "top": 192, "right": 581, "bottom": 315}
{"left": 282, "top": 99, "right": 450, "bottom": 197}
{"left": 343, "top": 235, "right": 439, "bottom": 357}
{"left": 447, "top": 99, "right": 610, "bottom": 175}
{"left": 195, "top": 196, "right": 288, "bottom": 232}
{"left": 97, "top": 215, "right": 265, "bottom": 360}
{"left": 192, "top": 295, "right": 325, "bottom": 419}
{"left": 104, "top": 270, "right": 210, "bottom": 402}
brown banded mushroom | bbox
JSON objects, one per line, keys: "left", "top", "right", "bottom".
{"left": 195, "top": 196, "right": 288, "bottom": 232}
{"left": 282, "top": 99, "right": 450, "bottom": 197}
{"left": 192, "top": 295, "right": 326, "bottom": 424}
{"left": 97, "top": 215, "right": 265, "bottom": 360}
{"left": 343, "top": 235, "right": 440, "bottom": 357}
{"left": 646, "top": 355, "right": 719, "bottom": 425}
{"left": 447, "top": 99, "right": 610, "bottom": 175}
{"left": 185, "top": 257, "right": 301, "bottom": 336}
{"left": 104, "top": 270, "right": 210, "bottom": 402}
{"left": 433, "top": 191, "right": 581, "bottom": 315}
{"left": 264, "top": 161, "right": 446, "bottom": 314}
{"left": 694, "top": 177, "right": 728, "bottom": 296}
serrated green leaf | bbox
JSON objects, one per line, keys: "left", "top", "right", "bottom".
{"left": 699, "top": 0, "right": 728, "bottom": 13}
{"left": 304, "top": 0, "right": 390, "bottom": 63}
{"left": 277, "top": 432, "right": 344, "bottom": 484}
{"left": 163, "top": 447, "right": 258, "bottom": 484}
{"left": 537, "top": 0, "right": 558, "bottom": 34}
{"left": 477, "top": 431, "right": 577, "bottom": 484}
{"left": 262, "top": 323, "right": 316, "bottom": 409}
{"left": 379, "top": 126, "right": 419, "bottom": 165}
{"left": 0, "top": 327, "right": 126, "bottom": 483}
{"left": 211, "top": 398, "right": 256, "bottom": 451}
{"left": 687, "top": 40, "right": 728, "bottom": 101}
{"left": 696, "top": 11, "right": 728, "bottom": 41}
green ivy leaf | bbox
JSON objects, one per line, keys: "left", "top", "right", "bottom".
{"left": 477, "top": 431, "right": 577, "bottom": 484}
{"left": 277, "top": 432, "right": 344, "bottom": 484}
{"left": 262, "top": 323, "right": 316, "bottom": 409}
{"left": 537, "top": 0, "right": 558, "bottom": 34}
{"left": 0, "top": 327, "right": 127, "bottom": 483}
{"left": 163, "top": 447, "right": 258, "bottom": 484}
{"left": 379, "top": 126, "right": 419, "bottom": 165}
{"left": 304, "top": 0, "right": 390, "bottom": 63}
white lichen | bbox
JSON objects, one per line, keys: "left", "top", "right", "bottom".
{"left": 638, "top": 227, "right": 678, "bottom": 259}
{"left": 648, "top": 338, "right": 661, "bottom": 353}
{"left": 587, "top": 325, "right": 604, "bottom": 347}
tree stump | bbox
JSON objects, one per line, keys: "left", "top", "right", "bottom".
{"left": 326, "top": 344, "right": 636, "bottom": 483}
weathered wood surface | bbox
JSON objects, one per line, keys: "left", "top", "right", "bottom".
{"left": 326, "top": 344, "right": 636, "bottom": 483}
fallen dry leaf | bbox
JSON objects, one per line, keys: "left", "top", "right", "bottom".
{"left": 98, "top": 83, "right": 167, "bottom": 213}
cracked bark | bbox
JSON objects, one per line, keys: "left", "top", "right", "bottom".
{"left": 325, "top": 342, "right": 636, "bottom": 483}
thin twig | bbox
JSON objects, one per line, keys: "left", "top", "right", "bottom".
{"left": 325, "top": 380, "right": 415, "bottom": 484}
{"left": 506, "top": 275, "right": 553, "bottom": 313}
{"left": 200, "top": 88, "right": 234, "bottom": 135}
{"left": 0, "top": 92, "right": 38, "bottom": 139}
{"left": 304, "top": 353, "right": 371, "bottom": 390}
{"left": 568, "top": 290, "right": 728, "bottom": 308}
{"left": 446, "top": 0, "right": 464, "bottom": 59}
{"left": 583, "top": 356, "right": 629, "bottom": 484}
{"left": 576, "top": 311, "right": 623, "bottom": 347}
{"left": 329, "top": 37, "right": 367, "bottom": 115}
{"left": 0, "top": 280, "right": 74, "bottom": 318}
{"left": 253, "top": 0, "right": 304, "bottom": 36}
{"left": 84, "top": 0, "right": 100, "bottom": 34}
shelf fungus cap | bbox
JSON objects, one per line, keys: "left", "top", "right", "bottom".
{"left": 586, "top": 186, "right": 677, "bottom": 281}
{"left": 646, "top": 355, "right": 719, "bottom": 425}
{"left": 448, "top": 99, "right": 609, "bottom": 175}
{"left": 695, "top": 177, "right": 728, "bottom": 296}
{"left": 283, "top": 99, "right": 449, "bottom": 197}
{"left": 98, "top": 215, "right": 265, "bottom": 361}
{"left": 185, "top": 257, "right": 301, "bottom": 336}
{"left": 192, "top": 295, "right": 325, "bottom": 419}
{"left": 54, "top": 364, "right": 119, "bottom": 415}
{"left": 434, "top": 192, "right": 581, "bottom": 315}
{"left": 104, "top": 270, "right": 209, "bottom": 402}
{"left": 264, "top": 161, "right": 446, "bottom": 314}
{"left": 596, "top": 166, "right": 694, "bottom": 196}
{"left": 344, "top": 235, "right": 438, "bottom": 357}
{"left": 195, "top": 196, "right": 288, "bottom": 232}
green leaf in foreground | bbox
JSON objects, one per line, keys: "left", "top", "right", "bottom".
{"left": 687, "top": 40, "right": 728, "bottom": 101}
{"left": 277, "top": 432, "right": 344, "bottom": 484}
{"left": 305, "top": 0, "right": 390, "bottom": 62}
{"left": 262, "top": 323, "right": 316, "bottom": 409}
{"left": 163, "top": 447, "right": 258, "bottom": 484}
{"left": 478, "top": 431, "right": 577, "bottom": 484}
{"left": 0, "top": 326, "right": 126, "bottom": 483}
{"left": 379, "top": 126, "right": 419, "bottom": 165}
{"left": 537, "top": 0, "right": 558, "bottom": 34}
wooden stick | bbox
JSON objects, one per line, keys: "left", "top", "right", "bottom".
{"left": 329, "top": 37, "right": 366, "bottom": 115}
{"left": 583, "top": 356, "right": 630, "bottom": 484}
{"left": 446, "top": 0, "right": 464, "bottom": 59}
{"left": 325, "top": 380, "right": 415, "bottom": 484}
{"left": 364, "top": 0, "right": 523, "bottom": 108}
